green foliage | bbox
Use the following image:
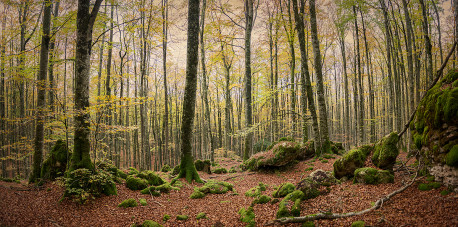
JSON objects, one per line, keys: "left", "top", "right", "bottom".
{"left": 162, "top": 214, "right": 170, "bottom": 222}
{"left": 351, "top": 220, "right": 365, "bottom": 227}
{"left": 213, "top": 167, "right": 228, "bottom": 174}
{"left": 272, "top": 182, "right": 295, "bottom": 198}
{"left": 176, "top": 215, "right": 188, "bottom": 220}
{"left": 139, "top": 198, "right": 147, "bottom": 206}
{"left": 161, "top": 164, "right": 171, "bottom": 172}
{"left": 446, "top": 145, "right": 458, "bottom": 167}
{"left": 196, "top": 212, "right": 207, "bottom": 220}
{"left": 118, "top": 198, "right": 137, "bottom": 208}
{"left": 63, "top": 168, "right": 117, "bottom": 204}
{"left": 142, "top": 220, "right": 162, "bottom": 227}
{"left": 126, "top": 176, "right": 148, "bottom": 190}
{"left": 238, "top": 206, "right": 255, "bottom": 227}
{"left": 418, "top": 182, "right": 441, "bottom": 191}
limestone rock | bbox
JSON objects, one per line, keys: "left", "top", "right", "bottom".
{"left": 353, "top": 167, "right": 394, "bottom": 184}
{"left": 372, "top": 132, "right": 399, "bottom": 171}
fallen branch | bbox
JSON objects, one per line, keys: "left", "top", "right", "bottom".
{"left": 265, "top": 166, "right": 420, "bottom": 226}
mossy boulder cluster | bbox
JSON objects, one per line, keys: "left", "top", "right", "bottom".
{"left": 190, "top": 180, "right": 234, "bottom": 199}
{"left": 41, "top": 139, "right": 68, "bottom": 180}
{"left": 333, "top": 144, "right": 374, "bottom": 179}
{"left": 125, "top": 169, "right": 165, "bottom": 191}
{"left": 295, "top": 169, "right": 338, "bottom": 200}
{"left": 353, "top": 167, "right": 394, "bottom": 184}
{"left": 276, "top": 190, "right": 304, "bottom": 218}
{"left": 411, "top": 69, "right": 458, "bottom": 190}
{"left": 238, "top": 206, "right": 255, "bottom": 227}
{"left": 245, "top": 182, "right": 272, "bottom": 205}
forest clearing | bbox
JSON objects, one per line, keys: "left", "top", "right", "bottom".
{"left": 1, "top": 0, "right": 458, "bottom": 226}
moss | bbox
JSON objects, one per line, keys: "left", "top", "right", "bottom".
{"left": 213, "top": 167, "right": 228, "bottom": 174}
{"left": 353, "top": 167, "right": 393, "bottom": 185}
{"left": 351, "top": 220, "right": 365, "bottom": 227}
{"left": 238, "top": 206, "right": 256, "bottom": 227}
{"left": 141, "top": 220, "right": 162, "bottom": 227}
{"left": 194, "top": 159, "right": 204, "bottom": 171}
{"left": 426, "top": 175, "right": 435, "bottom": 182}
{"left": 413, "top": 133, "right": 423, "bottom": 150}
{"left": 272, "top": 183, "right": 295, "bottom": 198}
{"left": 321, "top": 159, "right": 329, "bottom": 163}
{"left": 117, "top": 169, "right": 128, "bottom": 179}
{"left": 176, "top": 215, "right": 188, "bottom": 220}
{"left": 139, "top": 198, "right": 147, "bottom": 206}
{"left": 302, "top": 221, "right": 315, "bottom": 227}
{"left": 141, "top": 187, "right": 161, "bottom": 196}
{"left": 333, "top": 148, "right": 367, "bottom": 179}
{"left": 444, "top": 87, "right": 458, "bottom": 121}
{"left": 440, "top": 190, "right": 451, "bottom": 196}
{"left": 276, "top": 201, "right": 290, "bottom": 218}
{"left": 199, "top": 180, "right": 233, "bottom": 194}
{"left": 126, "top": 176, "right": 148, "bottom": 190}
{"left": 446, "top": 145, "right": 458, "bottom": 167}
{"left": 161, "top": 164, "right": 171, "bottom": 172}
{"left": 128, "top": 167, "right": 139, "bottom": 175}
{"left": 173, "top": 152, "right": 203, "bottom": 183}
{"left": 118, "top": 198, "right": 137, "bottom": 208}
{"left": 136, "top": 171, "right": 165, "bottom": 186}
{"left": 253, "top": 195, "right": 271, "bottom": 204}
{"left": 279, "top": 137, "right": 295, "bottom": 142}
{"left": 196, "top": 212, "right": 207, "bottom": 220}
{"left": 291, "top": 199, "right": 301, "bottom": 217}
{"left": 418, "top": 182, "right": 441, "bottom": 191}
{"left": 245, "top": 187, "right": 261, "bottom": 197}
{"left": 305, "top": 167, "right": 313, "bottom": 171}
{"left": 190, "top": 189, "right": 206, "bottom": 199}
{"left": 372, "top": 132, "right": 399, "bottom": 171}
{"left": 172, "top": 164, "right": 180, "bottom": 175}
{"left": 162, "top": 214, "right": 170, "bottom": 222}
{"left": 40, "top": 139, "right": 68, "bottom": 180}
{"left": 322, "top": 154, "right": 334, "bottom": 159}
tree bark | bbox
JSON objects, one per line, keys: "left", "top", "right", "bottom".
{"left": 175, "top": 0, "right": 202, "bottom": 183}
{"left": 243, "top": 0, "right": 254, "bottom": 161}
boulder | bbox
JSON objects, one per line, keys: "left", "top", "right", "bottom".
{"left": 411, "top": 69, "right": 458, "bottom": 190}
{"left": 333, "top": 147, "right": 370, "bottom": 179}
{"left": 372, "top": 132, "right": 399, "bottom": 171}
{"left": 353, "top": 167, "right": 394, "bottom": 184}
{"left": 41, "top": 139, "right": 68, "bottom": 180}
{"left": 194, "top": 159, "right": 211, "bottom": 173}
{"left": 242, "top": 141, "right": 301, "bottom": 170}
{"left": 296, "top": 169, "right": 337, "bottom": 200}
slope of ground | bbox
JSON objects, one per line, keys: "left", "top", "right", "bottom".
{"left": 0, "top": 152, "right": 457, "bottom": 226}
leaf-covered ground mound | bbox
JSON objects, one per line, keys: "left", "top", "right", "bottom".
{"left": 0, "top": 152, "right": 457, "bottom": 226}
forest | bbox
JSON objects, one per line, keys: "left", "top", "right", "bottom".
{"left": 0, "top": 0, "right": 457, "bottom": 226}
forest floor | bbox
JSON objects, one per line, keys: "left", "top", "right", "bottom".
{"left": 1, "top": 152, "right": 457, "bottom": 227}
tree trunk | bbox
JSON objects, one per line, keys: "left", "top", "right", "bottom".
{"left": 70, "top": 0, "right": 103, "bottom": 171}
{"left": 243, "top": 0, "right": 254, "bottom": 161}
{"left": 353, "top": 5, "right": 364, "bottom": 145}
{"left": 175, "top": 0, "right": 202, "bottom": 183}
{"left": 419, "top": 0, "right": 433, "bottom": 84}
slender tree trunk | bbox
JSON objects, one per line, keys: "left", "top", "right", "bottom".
{"left": 105, "top": 3, "right": 114, "bottom": 161}
{"left": 175, "top": 0, "right": 202, "bottom": 183}
{"left": 162, "top": 0, "right": 169, "bottom": 167}
{"left": 353, "top": 5, "right": 364, "bottom": 145}
{"left": 48, "top": 1, "right": 59, "bottom": 113}
{"left": 419, "top": 0, "right": 433, "bottom": 84}
{"left": 243, "top": 0, "right": 254, "bottom": 161}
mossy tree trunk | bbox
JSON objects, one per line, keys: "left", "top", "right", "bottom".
{"left": 176, "top": 0, "right": 202, "bottom": 183}
{"left": 292, "top": 0, "right": 321, "bottom": 153}
{"left": 30, "top": 0, "right": 52, "bottom": 183}
{"left": 243, "top": 0, "right": 255, "bottom": 161}
{"left": 70, "top": 0, "right": 103, "bottom": 172}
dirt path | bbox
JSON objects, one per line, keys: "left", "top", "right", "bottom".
{"left": 1, "top": 153, "right": 457, "bottom": 226}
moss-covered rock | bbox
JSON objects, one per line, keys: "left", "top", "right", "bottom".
{"left": 351, "top": 220, "right": 365, "bottom": 227}
{"left": 139, "top": 198, "right": 147, "bottom": 206}
{"left": 126, "top": 176, "right": 148, "bottom": 190}
{"left": 190, "top": 189, "right": 206, "bottom": 199}
{"left": 176, "top": 215, "right": 188, "bottom": 220}
{"left": 242, "top": 141, "right": 301, "bottom": 171}
{"left": 295, "top": 178, "right": 320, "bottom": 200}
{"left": 172, "top": 164, "right": 180, "bottom": 175}
{"left": 410, "top": 69, "right": 458, "bottom": 189}
{"left": 190, "top": 180, "right": 234, "bottom": 199}
{"left": 253, "top": 195, "right": 271, "bottom": 204}
{"left": 118, "top": 198, "right": 137, "bottom": 208}
{"left": 161, "top": 164, "right": 171, "bottom": 172}
{"left": 272, "top": 182, "right": 295, "bottom": 198}
{"left": 276, "top": 190, "right": 304, "bottom": 218}
{"left": 333, "top": 148, "right": 368, "bottom": 179}
{"left": 196, "top": 212, "right": 207, "bottom": 220}
{"left": 353, "top": 167, "right": 394, "bottom": 184}
{"left": 141, "top": 183, "right": 179, "bottom": 195}
{"left": 162, "top": 214, "right": 170, "bottom": 222}
{"left": 41, "top": 139, "right": 68, "bottom": 180}
{"left": 141, "top": 220, "right": 162, "bottom": 227}
{"left": 213, "top": 167, "right": 228, "bottom": 174}
{"left": 194, "top": 159, "right": 212, "bottom": 173}
{"left": 372, "top": 132, "right": 399, "bottom": 171}
{"left": 128, "top": 167, "right": 139, "bottom": 175}
{"left": 418, "top": 182, "right": 441, "bottom": 191}
{"left": 136, "top": 171, "right": 165, "bottom": 186}
{"left": 238, "top": 206, "right": 255, "bottom": 227}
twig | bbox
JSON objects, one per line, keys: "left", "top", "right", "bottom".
{"left": 265, "top": 164, "right": 421, "bottom": 225}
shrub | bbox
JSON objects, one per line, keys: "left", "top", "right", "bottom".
{"left": 63, "top": 168, "right": 117, "bottom": 204}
